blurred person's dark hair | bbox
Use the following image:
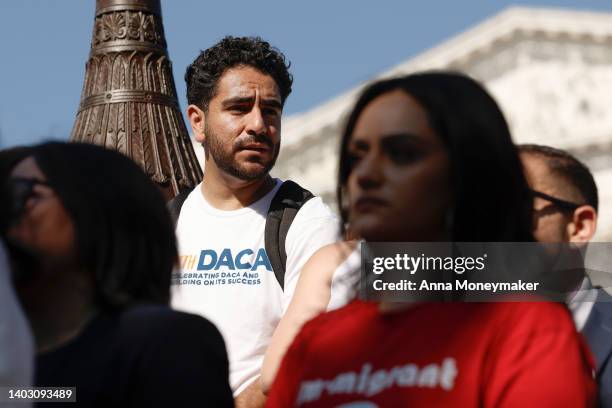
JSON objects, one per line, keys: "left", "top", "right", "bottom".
{"left": 0, "top": 146, "right": 38, "bottom": 283}
{"left": 0, "top": 146, "right": 32, "bottom": 182}
{"left": 518, "top": 144, "right": 598, "bottom": 212}
{"left": 337, "top": 72, "right": 534, "bottom": 242}
{"left": 27, "top": 142, "right": 177, "bottom": 309}
{"left": 185, "top": 36, "right": 293, "bottom": 110}
{"left": 0, "top": 146, "right": 32, "bottom": 232}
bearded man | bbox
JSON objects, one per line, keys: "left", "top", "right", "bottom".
{"left": 171, "top": 36, "right": 339, "bottom": 408}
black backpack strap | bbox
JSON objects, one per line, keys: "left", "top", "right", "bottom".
{"left": 265, "top": 180, "right": 314, "bottom": 290}
{"left": 167, "top": 187, "right": 194, "bottom": 225}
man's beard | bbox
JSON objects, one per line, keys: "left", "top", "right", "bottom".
{"left": 203, "top": 123, "right": 280, "bottom": 181}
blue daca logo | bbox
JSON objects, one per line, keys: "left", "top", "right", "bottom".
{"left": 197, "top": 248, "right": 272, "bottom": 271}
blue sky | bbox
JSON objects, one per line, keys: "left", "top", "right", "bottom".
{"left": 1, "top": 0, "right": 611, "bottom": 148}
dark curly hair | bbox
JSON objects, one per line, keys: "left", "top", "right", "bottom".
{"left": 185, "top": 36, "right": 293, "bottom": 110}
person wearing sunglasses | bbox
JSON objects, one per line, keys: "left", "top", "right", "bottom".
{"left": 2, "top": 142, "right": 233, "bottom": 407}
{"left": 519, "top": 143, "right": 612, "bottom": 407}
{"left": 519, "top": 144, "right": 598, "bottom": 244}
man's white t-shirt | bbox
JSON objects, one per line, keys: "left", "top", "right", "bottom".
{"left": 0, "top": 240, "right": 34, "bottom": 407}
{"left": 171, "top": 179, "right": 339, "bottom": 394}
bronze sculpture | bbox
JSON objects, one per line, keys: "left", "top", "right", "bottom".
{"left": 71, "top": 0, "right": 202, "bottom": 199}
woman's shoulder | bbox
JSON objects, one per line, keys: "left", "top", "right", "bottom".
{"left": 111, "top": 304, "right": 229, "bottom": 378}
{"left": 490, "top": 301, "right": 573, "bottom": 324}
{"left": 108, "top": 307, "right": 232, "bottom": 406}
{"left": 473, "top": 301, "right": 577, "bottom": 340}
{"left": 317, "top": 240, "right": 358, "bottom": 260}
{"left": 302, "top": 240, "right": 358, "bottom": 276}
{"left": 117, "top": 304, "right": 224, "bottom": 346}
{"left": 120, "top": 303, "right": 212, "bottom": 323}
{"left": 297, "top": 300, "right": 376, "bottom": 339}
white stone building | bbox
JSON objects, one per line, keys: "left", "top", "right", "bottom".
{"left": 270, "top": 6, "right": 612, "bottom": 241}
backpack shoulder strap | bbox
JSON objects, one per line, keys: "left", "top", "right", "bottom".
{"left": 265, "top": 180, "right": 314, "bottom": 290}
{"left": 168, "top": 187, "right": 194, "bottom": 225}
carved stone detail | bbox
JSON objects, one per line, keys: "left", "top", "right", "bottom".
{"left": 93, "top": 10, "right": 165, "bottom": 47}
{"left": 72, "top": 0, "right": 202, "bottom": 197}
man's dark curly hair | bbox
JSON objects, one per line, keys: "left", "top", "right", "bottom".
{"left": 185, "top": 36, "right": 293, "bottom": 110}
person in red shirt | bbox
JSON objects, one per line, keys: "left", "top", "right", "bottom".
{"left": 267, "top": 72, "right": 596, "bottom": 407}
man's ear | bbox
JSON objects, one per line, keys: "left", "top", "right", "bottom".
{"left": 567, "top": 205, "right": 597, "bottom": 242}
{"left": 187, "top": 104, "right": 206, "bottom": 143}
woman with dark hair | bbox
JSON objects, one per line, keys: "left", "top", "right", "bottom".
{"left": 267, "top": 73, "right": 595, "bottom": 406}
{"left": 4, "top": 142, "right": 233, "bottom": 407}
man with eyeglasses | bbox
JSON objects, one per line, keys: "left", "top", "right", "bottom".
{"left": 519, "top": 143, "right": 611, "bottom": 406}
{"left": 520, "top": 144, "right": 598, "bottom": 244}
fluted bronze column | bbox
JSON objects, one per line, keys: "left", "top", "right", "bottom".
{"left": 71, "top": 0, "right": 202, "bottom": 198}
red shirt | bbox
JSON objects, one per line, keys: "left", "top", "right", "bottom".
{"left": 267, "top": 301, "right": 595, "bottom": 407}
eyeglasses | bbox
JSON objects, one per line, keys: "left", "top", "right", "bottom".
{"left": 2, "top": 177, "right": 50, "bottom": 222}
{"left": 530, "top": 189, "right": 582, "bottom": 212}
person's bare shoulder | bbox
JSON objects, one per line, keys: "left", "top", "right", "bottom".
{"left": 303, "top": 240, "right": 358, "bottom": 278}
{"left": 312, "top": 240, "right": 357, "bottom": 265}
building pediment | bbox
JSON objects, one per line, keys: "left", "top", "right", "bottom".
{"left": 280, "top": 7, "right": 612, "bottom": 154}
{"left": 272, "top": 7, "right": 612, "bottom": 240}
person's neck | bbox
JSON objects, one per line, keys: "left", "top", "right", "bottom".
{"left": 201, "top": 164, "right": 276, "bottom": 210}
{"left": 368, "top": 228, "right": 447, "bottom": 314}
{"left": 18, "top": 267, "right": 97, "bottom": 354}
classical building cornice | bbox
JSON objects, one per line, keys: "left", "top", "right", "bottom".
{"left": 273, "top": 6, "right": 612, "bottom": 240}
{"left": 280, "top": 6, "right": 612, "bottom": 153}
{"left": 71, "top": 0, "right": 203, "bottom": 199}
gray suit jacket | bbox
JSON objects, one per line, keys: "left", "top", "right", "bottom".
{"left": 583, "top": 289, "right": 612, "bottom": 407}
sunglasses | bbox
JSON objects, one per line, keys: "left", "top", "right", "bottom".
{"left": 2, "top": 177, "right": 50, "bottom": 222}
{"left": 530, "top": 189, "right": 582, "bottom": 212}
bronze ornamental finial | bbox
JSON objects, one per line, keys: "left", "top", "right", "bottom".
{"left": 71, "top": 0, "right": 202, "bottom": 199}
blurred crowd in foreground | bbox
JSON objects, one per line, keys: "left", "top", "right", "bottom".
{"left": 1, "top": 36, "right": 610, "bottom": 407}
